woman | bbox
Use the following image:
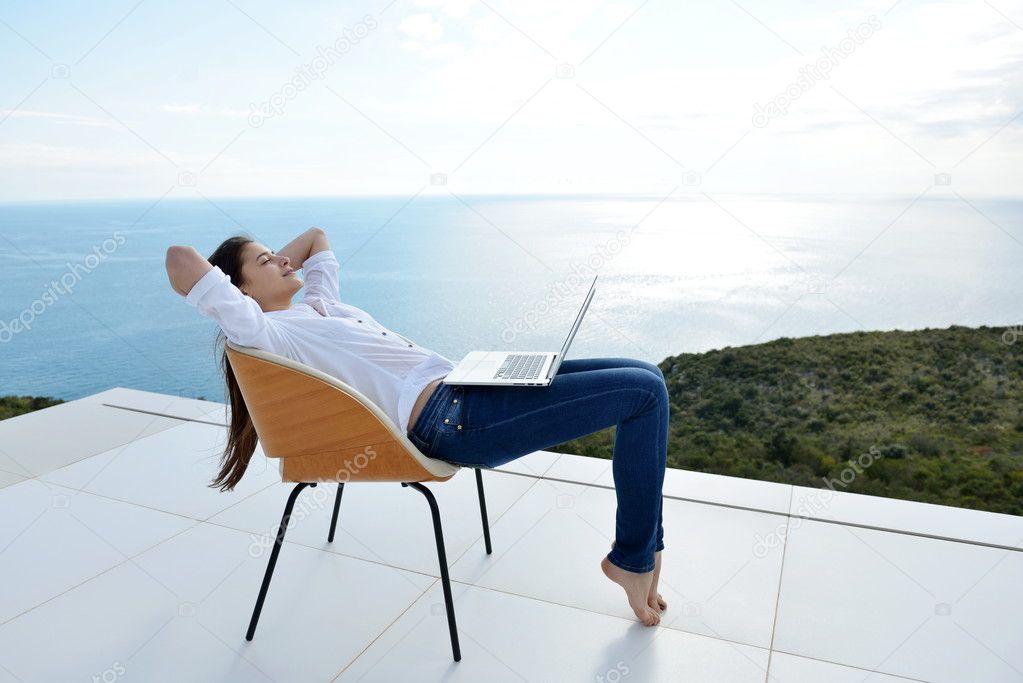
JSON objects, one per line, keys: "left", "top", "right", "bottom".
{"left": 166, "top": 227, "right": 670, "bottom": 626}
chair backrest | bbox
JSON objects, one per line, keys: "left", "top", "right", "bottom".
{"left": 224, "top": 340, "right": 459, "bottom": 483}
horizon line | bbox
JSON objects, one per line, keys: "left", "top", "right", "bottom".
{"left": 2, "top": 189, "right": 1020, "bottom": 206}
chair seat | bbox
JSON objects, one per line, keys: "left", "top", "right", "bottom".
{"left": 275, "top": 441, "right": 457, "bottom": 483}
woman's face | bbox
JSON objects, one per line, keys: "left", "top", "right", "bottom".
{"left": 238, "top": 241, "right": 304, "bottom": 310}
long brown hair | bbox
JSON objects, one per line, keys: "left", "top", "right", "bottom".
{"left": 205, "top": 234, "right": 259, "bottom": 492}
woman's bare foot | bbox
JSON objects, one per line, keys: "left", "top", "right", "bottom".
{"left": 601, "top": 555, "right": 661, "bottom": 626}
{"left": 648, "top": 550, "right": 667, "bottom": 612}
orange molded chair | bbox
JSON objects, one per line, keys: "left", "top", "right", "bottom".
{"left": 225, "top": 340, "right": 493, "bottom": 662}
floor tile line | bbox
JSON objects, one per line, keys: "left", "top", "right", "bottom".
{"left": 790, "top": 514, "right": 1023, "bottom": 554}
{"left": 196, "top": 620, "right": 280, "bottom": 683}
{"left": 538, "top": 473, "right": 793, "bottom": 517}
{"left": 0, "top": 518, "right": 201, "bottom": 627}
{"left": 444, "top": 579, "right": 775, "bottom": 653}
{"left": 327, "top": 579, "right": 439, "bottom": 682}
{"left": 196, "top": 474, "right": 285, "bottom": 522}
{"left": 202, "top": 468, "right": 545, "bottom": 583}
{"left": 533, "top": 468, "right": 1023, "bottom": 552}
{"left": 1, "top": 423, "right": 179, "bottom": 485}
{"left": 67, "top": 437, "right": 1023, "bottom": 555}
{"left": 767, "top": 648, "right": 931, "bottom": 682}
{"left": 0, "top": 656, "right": 26, "bottom": 683}
{"left": 0, "top": 466, "right": 30, "bottom": 479}
{"left": 199, "top": 518, "right": 448, "bottom": 583}
{"left": 32, "top": 478, "right": 270, "bottom": 527}
{"left": 500, "top": 452, "right": 563, "bottom": 478}
{"left": 695, "top": 618, "right": 772, "bottom": 678}
{"left": 57, "top": 405, "right": 189, "bottom": 491}
{"left": 764, "top": 486, "right": 795, "bottom": 682}
{"left": 99, "top": 402, "right": 227, "bottom": 426}
{"left": 542, "top": 468, "right": 1021, "bottom": 552}
{"left": 347, "top": 611, "right": 435, "bottom": 682}
{"left": 444, "top": 473, "right": 545, "bottom": 568}
{"left": 29, "top": 453, "right": 1018, "bottom": 587}
{"left": 336, "top": 578, "right": 776, "bottom": 681}
{"left": 458, "top": 627, "right": 532, "bottom": 681}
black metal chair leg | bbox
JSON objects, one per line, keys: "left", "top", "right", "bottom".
{"left": 402, "top": 481, "right": 461, "bottom": 662}
{"left": 327, "top": 483, "right": 345, "bottom": 542}
{"left": 474, "top": 468, "right": 492, "bottom": 555}
{"left": 245, "top": 481, "right": 315, "bottom": 641}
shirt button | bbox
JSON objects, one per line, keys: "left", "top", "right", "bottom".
{"left": 452, "top": 399, "right": 458, "bottom": 403}
{"left": 443, "top": 418, "right": 449, "bottom": 424}
{"left": 357, "top": 319, "right": 362, "bottom": 323}
{"left": 407, "top": 343, "right": 413, "bottom": 347}
{"left": 382, "top": 331, "right": 387, "bottom": 335}
{"left": 456, "top": 424, "right": 462, "bottom": 430}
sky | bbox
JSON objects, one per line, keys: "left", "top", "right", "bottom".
{"left": 0, "top": 0, "right": 1021, "bottom": 202}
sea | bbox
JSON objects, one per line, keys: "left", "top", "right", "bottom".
{"left": 0, "top": 193, "right": 1019, "bottom": 404}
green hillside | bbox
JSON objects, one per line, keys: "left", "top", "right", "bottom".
{"left": 551, "top": 325, "right": 1023, "bottom": 516}
{"left": 0, "top": 395, "right": 64, "bottom": 421}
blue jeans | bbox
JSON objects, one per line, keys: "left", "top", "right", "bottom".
{"left": 407, "top": 357, "right": 669, "bottom": 573}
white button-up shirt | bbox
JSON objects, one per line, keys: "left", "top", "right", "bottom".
{"left": 185, "top": 248, "right": 455, "bottom": 435}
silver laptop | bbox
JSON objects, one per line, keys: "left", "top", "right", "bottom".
{"left": 443, "top": 274, "right": 598, "bottom": 386}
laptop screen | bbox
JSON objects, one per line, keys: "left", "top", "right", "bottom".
{"left": 551, "top": 274, "right": 598, "bottom": 376}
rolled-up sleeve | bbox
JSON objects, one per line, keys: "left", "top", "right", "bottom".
{"left": 300, "top": 249, "right": 340, "bottom": 307}
{"left": 185, "top": 266, "right": 282, "bottom": 349}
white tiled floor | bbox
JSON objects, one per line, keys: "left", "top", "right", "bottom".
{"left": 0, "top": 399, "right": 182, "bottom": 477}
{"left": 38, "top": 420, "right": 282, "bottom": 520}
{"left": 773, "top": 516, "right": 1023, "bottom": 683}
{"left": 0, "top": 479, "right": 193, "bottom": 624}
{"left": 334, "top": 581, "right": 772, "bottom": 683}
{"left": 1, "top": 389, "right": 1019, "bottom": 683}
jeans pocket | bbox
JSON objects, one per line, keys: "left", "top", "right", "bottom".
{"left": 406, "top": 425, "right": 434, "bottom": 457}
{"left": 435, "top": 384, "right": 466, "bottom": 433}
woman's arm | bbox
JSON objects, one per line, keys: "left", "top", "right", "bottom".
{"left": 165, "top": 245, "right": 213, "bottom": 297}
{"left": 168, "top": 244, "right": 284, "bottom": 349}
{"left": 276, "top": 227, "right": 330, "bottom": 271}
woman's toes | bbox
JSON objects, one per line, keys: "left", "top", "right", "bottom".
{"left": 648, "top": 593, "right": 667, "bottom": 611}
{"left": 635, "top": 605, "right": 660, "bottom": 626}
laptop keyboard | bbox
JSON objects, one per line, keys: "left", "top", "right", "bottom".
{"left": 495, "top": 353, "right": 545, "bottom": 380}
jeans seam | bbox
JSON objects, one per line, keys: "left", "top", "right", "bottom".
{"left": 424, "top": 426, "right": 441, "bottom": 458}
{"left": 412, "top": 385, "right": 466, "bottom": 458}
{"left": 410, "top": 383, "right": 454, "bottom": 446}
{"left": 459, "top": 386, "right": 660, "bottom": 435}
{"left": 409, "top": 427, "right": 434, "bottom": 458}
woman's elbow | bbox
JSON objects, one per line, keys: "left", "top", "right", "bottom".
{"left": 165, "top": 246, "right": 204, "bottom": 296}
{"left": 166, "top": 245, "right": 197, "bottom": 262}
{"left": 166, "top": 245, "right": 191, "bottom": 272}
{"left": 308, "top": 227, "right": 329, "bottom": 253}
